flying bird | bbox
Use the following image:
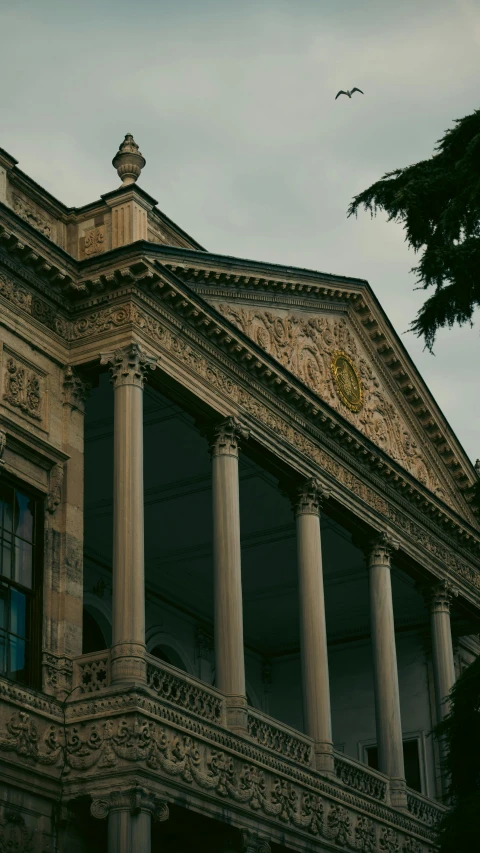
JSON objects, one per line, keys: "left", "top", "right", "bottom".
{"left": 335, "top": 88, "right": 364, "bottom": 100}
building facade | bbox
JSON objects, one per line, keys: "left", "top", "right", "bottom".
{"left": 0, "top": 135, "right": 479, "bottom": 853}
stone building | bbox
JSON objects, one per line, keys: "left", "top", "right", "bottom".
{"left": 0, "top": 134, "right": 479, "bottom": 853}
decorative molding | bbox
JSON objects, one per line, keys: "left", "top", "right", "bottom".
{"left": 294, "top": 477, "right": 329, "bottom": 516}
{"left": 247, "top": 709, "right": 313, "bottom": 767}
{"left": 146, "top": 656, "right": 224, "bottom": 724}
{"left": 426, "top": 580, "right": 459, "bottom": 614}
{"left": 84, "top": 225, "right": 105, "bottom": 256}
{"left": 241, "top": 829, "right": 271, "bottom": 853}
{"left": 100, "top": 342, "right": 157, "bottom": 389}
{"left": 46, "top": 463, "right": 64, "bottom": 514}
{"left": 211, "top": 416, "right": 250, "bottom": 458}
{"left": 367, "top": 533, "right": 399, "bottom": 569}
{"left": 62, "top": 366, "right": 91, "bottom": 412}
{"left": 91, "top": 785, "right": 169, "bottom": 821}
{"left": 12, "top": 193, "right": 52, "bottom": 239}
{"left": 2, "top": 350, "right": 44, "bottom": 422}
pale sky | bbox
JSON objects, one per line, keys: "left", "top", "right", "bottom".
{"left": 1, "top": 0, "right": 479, "bottom": 463}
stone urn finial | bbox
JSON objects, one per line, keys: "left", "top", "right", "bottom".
{"left": 112, "top": 133, "right": 146, "bottom": 186}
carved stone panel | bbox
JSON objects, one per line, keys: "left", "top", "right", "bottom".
{"left": 11, "top": 192, "right": 53, "bottom": 239}
{"left": 1, "top": 347, "right": 47, "bottom": 427}
{"left": 214, "top": 304, "right": 454, "bottom": 504}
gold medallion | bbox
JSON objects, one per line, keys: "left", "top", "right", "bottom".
{"left": 331, "top": 350, "right": 363, "bottom": 412}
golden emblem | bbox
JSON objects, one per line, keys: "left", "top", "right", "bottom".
{"left": 331, "top": 350, "right": 363, "bottom": 412}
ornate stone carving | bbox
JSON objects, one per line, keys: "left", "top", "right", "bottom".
{"left": 73, "top": 653, "right": 110, "bottom": 693}
{"left": 84, "top": 225, "right": 105, "bottom": 256}
{"left": 0, "top": 810, "right": 34, "bottom": 853}
{"left": 215, "top": 305, "right": 445, "bottom": 497}
{"left": 334, "top": 755, "right": 388, "bottom": 802}
{"left": 241, "top": 829, "right": 271, "bottom": 853}
{"left": 62, "top": 365, "right": 91, "bottom": 412}
{"left": 367, "top": 532, "right": 399, "bottom": 568}
{"left": 100, "top": 342, "right": 157, "bottom": 388}
{"left": 211, "top": 416, "right": 250, "bottom": 457}
{"left": 406, "top": 791, "right": 443, "bottom": 828}
{"left": 246, "top": 710, "right": 313, "bottom": 766}
{"left": 112, "top": 134, "right": 146, "bottom": 186}
{"left": 12, "top": 193, "right": 52, "bottom": 238}
{"left": 42, "top": 652, "right": 73, "bottom": 696}
{"left": 91, "top": 785, "right": 169, "bottom": 821}
{"left": 46, "top": 463, "right": 64, "bottom": 514}
{"left": 294, "top": 477, "right": 329, "bottom": 516}
{"left": 146, "top": 657, "right": 223, "bottom": 723}
{"left": 3, "top": 352, "right": 43, "bottom": 421}
{"left": 354, "top": 815, "right": 377, "bottom": 852}
{"left": 426, "top": 580, "right": 459, "bottom": 613}
{"left": 0, "top": 711, "right": 61, "bottom": 765}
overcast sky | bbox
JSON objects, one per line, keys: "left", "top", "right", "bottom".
{"left": 1, "top": 0, "right": 479, "bottom": 462}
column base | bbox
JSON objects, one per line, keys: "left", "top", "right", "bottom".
{"left": 389, "top": 777, "right": 408, "bottom": 810}
{"left": 225, "top": 695, "right": 248, "bottom": 734}
{"left": 111, "top": 642, "right": 146, "bottom": 685}
{"left": 314, "top": 742, "right": 335, "bottom": 776}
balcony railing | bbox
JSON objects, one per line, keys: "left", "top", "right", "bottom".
{"left": 145, "top": 653, "right": 225, "bottom": 725}
{"left": 407, "top": 787, "right": 446, "bottom": 828}
{"left": 72, "top": 650, "right": 111, "bottom": 693}
{"left": 333, "top": 751, "right": 389, "bottom": 802}
{"left": 246, "top": 706, "right": 313, "bottom": 767}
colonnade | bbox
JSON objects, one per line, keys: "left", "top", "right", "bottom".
{"left": 98, "top": 343, "right": 458, "bottom": 841}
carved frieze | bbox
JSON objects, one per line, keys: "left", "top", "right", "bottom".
{"left": 214, "top": 305, "right": 454, "bottom": 504}
{"left": 12, "top": 193, "right": 53, "bottom": 239}
{"left": 2, "top": 348, "right": 45, "bottom": 424}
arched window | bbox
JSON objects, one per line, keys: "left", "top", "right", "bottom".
{"left": 150, "top": 644, "right": 186, "bottom": 672}
{"left": 82, "top": 608, "right": 107, "bottom": 655}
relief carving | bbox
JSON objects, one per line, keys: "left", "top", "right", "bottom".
{"left": 12, "top": 193, "right": 52, "bottom": 239}
{"left": 0, "top": 811, "right": 34, "bottom": 853}
{"left": 84, "top": 225, "right": 105, "bottom": 256}
{"left": 215, "top": 305, "right": 446, "bottom": 500}
{"left": 2, "top": 351, "right": 44, "bottom": 422}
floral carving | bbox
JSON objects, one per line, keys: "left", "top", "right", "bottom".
{"left": 354, "top": 815, "right": 377, "bottom": 852}
{"left": 3, "top": 354, "right": 43, "bottom": 421}
{"left": 100, "top": 342, "right": 157, "bottom": 389}
{"left": 247, "top": 711, "right": 313, "bottom": 766}
{"left": 12, "top": 193, "right": 52, "bottom": 238}
{"left": 62, "top": 366, "right": 91, "bottom": 412}
{"left": 84, "top": 225, "right": 105, "bottom": 256}
{"left": 334, "top": 755, "right": 388, "bottom": 802}
{"left": 146, "top": 658, "right": 224, "bottom": 723}
{"left": 380, "top": 827, "right": 401, "bottom": 852}
{"left": 294, "top": 477, "right": 329, "bottom": 516}
{"left": 211, "top": 416, "right": 250, "bottom": 457}
{"left": 0, "top": 712, "right": 61, "bottom": 765}
{"left": 215, "top": 305, "right": 445, "bottom": 497}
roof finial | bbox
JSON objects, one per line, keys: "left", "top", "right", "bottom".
{"left": 112, "top": 134, "right": 146, "bottom": 187}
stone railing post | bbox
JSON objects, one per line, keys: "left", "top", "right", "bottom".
{"left": 367, "top": 533, "right": 406, "bottom": 809}
{"left": 100, "top": 343, "right": 156, "bottom": 685}
{"left": 91, "top": 786, "right": 168, "bottom": 853}
{"left": 294, "top": 478, "right": 334, "bottom": 774}
{"left": 211, "top": 416, "right": 249, "bottom": 733}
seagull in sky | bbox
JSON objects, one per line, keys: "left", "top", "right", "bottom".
{"left": 335, "top": 87, "right": 364, "bottom": 100}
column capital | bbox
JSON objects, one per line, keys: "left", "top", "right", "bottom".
{"left": 293, "top": 477, "right": 330, "bottom": 516}
{"left": 100, "top": 342, "right": 157, "bottom": 389}
{"left": 91, "top": 785, "right": 169, "bottom": 822}
{"left": 367, "top": 531, "right": 399, "bottom": 568}
{"left": 62, "top": 366, "right": 91, "bottom": 412}
{"left": 211, "top": 416, "right": 250, "bottom": 457}
{"left": 426, "top": 579, "right": 458, "bottom": 613}
{"left": 241, "top": 829, "right": 271, "bottom": 853}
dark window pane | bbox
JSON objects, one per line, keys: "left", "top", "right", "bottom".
{"left": 366, "top": 746, "right": 379, "bottom": 771}
{"left": 9, "top": 635, "right": 26, "bottom": 681}
{"left": 82, "top": 609, "right": 107, "bottom": 655}
{"left": 1, "top": 539, "right": 12, "bottom": 580}
{"left": 10, "top": 588, "right": 26, "bottom": 638}
{"left": 0, "top": 584, "right": 7, "bottom": 629}
{"left": 14, "top": 539, "right": 33, "bottom": 588}
{"left": 0, "top": 630, "right": 6, "bottom": 674}
{"left": 15, "top": 492, "right": 34, "bottom": 542}
{"left": 403, "top": 740, "right": 422, "bottom": 793}
{"left": 0, "top": 485, "right": 13, "bottom": 534}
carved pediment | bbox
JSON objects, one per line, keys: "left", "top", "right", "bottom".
{"left": 214, "top": 302, "right": 459, "bottom": 509}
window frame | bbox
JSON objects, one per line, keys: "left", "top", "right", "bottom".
{"left": 0, "top": 475, "right": 43, "bottom": 688}
{"left": 358, "top": 732, "right": 429, "bottom": 796}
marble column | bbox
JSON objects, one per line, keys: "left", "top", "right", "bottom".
{"left": 429, "top": 581, "right": 457, "bottom": 723}
{"left": 100, "top": 343, "right": 156, "bottom": 685}
{"left": 91, "top": 787, "right": 169, "bottom": 853}
{"left": 294, "top": 478, "right": 333, "bottom": 773}
{"left": 368, "top": 533, "right": 407, "bottom": 808}
{"left": 211, "top": 416, "right": 249, "bottom": 732}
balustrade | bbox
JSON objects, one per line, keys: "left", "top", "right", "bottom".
{"left": 72, "top": 650, "right": 111, "bottom": 694}
{"left": 246, "top": 707, "right": 313, "bottom": 767}
{"left": 145, "top": 653, "right": 225, "bottom": 724}
{"left": 333, "top": 751, "right": 389, "bottom": 802}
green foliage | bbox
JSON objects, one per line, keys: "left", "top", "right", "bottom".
{"left": 434, "top": 655, "right": 480, "bottom": 852}
{"left": 348, "top": 109, "right": 480, "bottom": 350}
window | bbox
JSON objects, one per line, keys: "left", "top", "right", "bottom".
{"left": 366, "top": 738, "right": 422, "bottom": 793}
{"left": 0, "top": 481, "right": 41, "bottom": 685}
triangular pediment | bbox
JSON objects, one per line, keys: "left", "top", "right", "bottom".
{"left": 201, "top": 296, "right": 466, "bottom": 516}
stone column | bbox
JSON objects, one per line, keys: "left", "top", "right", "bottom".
{"left": 429, "top": 581, "right": 457, "bottom": 722}
{"left": 368, "top": 533, "right": 406, "bottom": 808}
{"left": 100, "top": 344, "right": 156, "bottom": 685}
{"left": 91, "top": 787, "right": 168, "bottom": 853}
{"left": 294, "top": 478, "right": 334, "bottom": 773}
{"left": 240, "top": 829, "right": 271, "bottom": 853}
{"left": 211, "top": 416, "right": 249, "bottom": 732}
